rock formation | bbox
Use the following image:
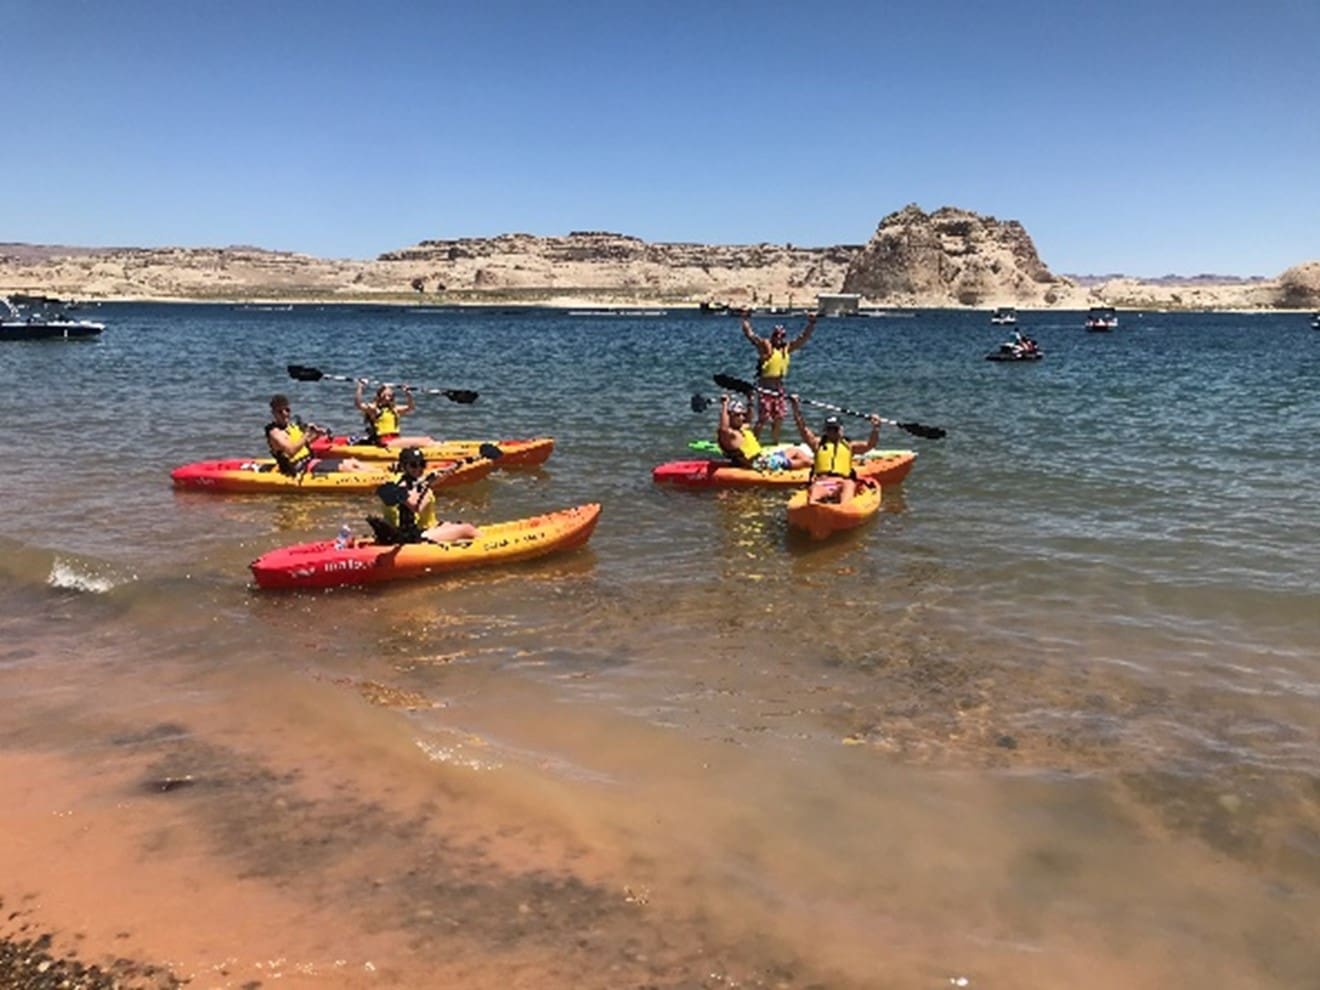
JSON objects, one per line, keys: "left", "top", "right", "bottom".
{"left": 1, "top": 215, "right": 1315, "bottom": 311}
{"left": 841, "top": 204, "right": 1084, "bottom": 307}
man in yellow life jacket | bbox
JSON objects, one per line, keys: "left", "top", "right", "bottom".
{"left": 740, "top": 310, "right": 817, "bottom": 443}
{"left": 265, "top": 394, "right": 370, "bottom": 476}
{"left": 789, "top": 394, "right": 881, "bottom": 504}
{"left": 716, "top": 396, "right": 812, "bottom": 471}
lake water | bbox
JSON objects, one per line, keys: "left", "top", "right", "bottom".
{"left": 0, "top": 304, "right": 1316, "bottom": 989}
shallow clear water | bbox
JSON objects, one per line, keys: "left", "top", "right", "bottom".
{"left": 0, "top": 305, "right": 1316, "bottom": 988}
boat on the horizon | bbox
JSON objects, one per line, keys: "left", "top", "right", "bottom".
{"left": 1, "top": 295, "right": 105, "bottom": 341}
{"left": 1311, "top": 312, "right": 1319, "bottom": 330}
{"left": 1085, "top": 306, "right": 1118, "bottom": 332}
{"left": 991, "top": 306, "right": 1017, "bottom": 325}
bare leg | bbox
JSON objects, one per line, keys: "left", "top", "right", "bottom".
{"left": 383, "top": 435, "right": 438, "bottom": 448}
{"left": 422, "top": 522, "right": 481, "bottom": 543}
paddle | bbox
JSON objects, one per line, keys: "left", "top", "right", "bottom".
{"left": 375, "top": 443, "right": 503, "bottom": 506}
{"left": 712, "top": 373, "right": 947, "bottom": 440}
{"left": 287, "top": 364, "right": 479, "bottom": 404}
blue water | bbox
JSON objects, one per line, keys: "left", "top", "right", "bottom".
{"left": 0, "top": 304, "right": 1316, "bottom": 988}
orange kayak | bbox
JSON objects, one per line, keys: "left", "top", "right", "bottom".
{"left": 250, "top": 503, "right": 601, "bottom": 589}
{"left": 653, "top": 449, "right": 916, "bottom": 488}
{"left": 311, "top": 435, "right": 554, "bottom": 468}
{"left": 786, "top": 479, "right": 882, "bottom": 540}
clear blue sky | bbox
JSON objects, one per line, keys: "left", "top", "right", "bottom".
{"left": 6, "top": 0, "right": 1317, "bottom": 275}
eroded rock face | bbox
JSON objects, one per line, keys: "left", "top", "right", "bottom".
{"left": 1276, "top": 261, "right": 1320, "bottom": 308}
{"left": 841, "top": 204, "right": 1079, "bottom": 306}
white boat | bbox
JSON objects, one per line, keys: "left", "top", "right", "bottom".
{"left": 990, "top": 307, "right": 1017, "bottom": 325}
{"left": 1, "top": 295, "right": 105, "bottom": 341}
{"left": 1085, "top": 306, "right": 1118, "bottom": 332}
{"left": 1311, "top": 313, "right": 1319, "bottom": 330}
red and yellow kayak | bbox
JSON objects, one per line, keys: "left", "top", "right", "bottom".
{"left": 786, "top": 479, "right": 882, "bottom": 540}
{"left": 310, "top": 435, "right": 555, "bottom": 468}
{"left": 170, "top": 456, "right": 495, "bottom": 494}
{"left": 250, "top": 503, "right": 601, "bottom": 589}
{"left": 653, "top": 449, "right": 916, "bottom": 488}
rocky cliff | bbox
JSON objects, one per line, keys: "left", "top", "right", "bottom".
{"left": 2, "top": 211, "right": 1315, "bottom": 310}
{"left": 842, "top": 204, "right": 1084, "bottom": 307}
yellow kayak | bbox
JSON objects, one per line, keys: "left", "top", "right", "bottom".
{"left": 170, "top": 456, "right": 495, "bottom": 494}
{"left": 311, "top": 435, "right": 554, "bottom": 468}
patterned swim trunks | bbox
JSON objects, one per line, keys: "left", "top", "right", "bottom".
{"left": 757, "top": 387, "right": 787, "bottom": 424}
{"left": 753, "top": 450, "right": 792, "bottom": 472}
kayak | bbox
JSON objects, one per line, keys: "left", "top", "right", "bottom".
{"left": 653, "top": 449, "right": 916, "bottom": 489}
{"left": 249, "top": 503, "right": 602, "bottom": 589}
{"left": 786, "top": 479, "right": 882, "bottom": 540}
{"left": 310, "top": 435, "right": 555, "bottom": 468}
{"left": 170, "top": 456, "right": 495, "bottom": 494}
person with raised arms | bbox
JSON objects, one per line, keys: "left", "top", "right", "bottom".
{"left": 716, "top": 395, "right": 812, "bottom": 472}
{"left": 789, "top": 394, "right": 882, "bottom": 504}
{"left": 740, "top": 309, "right": 817, "bottom": 443}
{"left": 265, "top": 394, "right": 370, "bottom": 476}
{"left": 354, "top": 380, "right": 434, "bottom": 448}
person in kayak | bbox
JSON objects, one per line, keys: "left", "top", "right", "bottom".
{"left": 789, "top": 394, "right": 881, "bottom": 504}
{"left": 740, "top": 309, "right": 817, "bottom": 443}
{"left": 265, "top": 394, "right": 369, "bottom": 476}
{"left": 381, "top": 446, "right": 481, "bottom": 543}
{"left": 717, "top": 395, "right": 812, "bottom": 471}
{"left": 354, "top": 381, "right": 433, "bottom": 448}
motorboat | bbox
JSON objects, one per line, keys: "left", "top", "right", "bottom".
{"left": 1311, "top": 312, "right": 1319, "bottom": 330}
{"left": 985, "top": 340, "right": 1042, "bottom": 362}
{"left": 1085, "top": 306, "right": 1118, "bottom": 332}
{"left": 1, "top": 295, "right": 104, "bottom": 341}
{"left": 990, "top": 307, "right": 1017, "bottom": 325}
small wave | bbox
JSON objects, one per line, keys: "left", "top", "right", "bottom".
{"left": 47, "top": 558, "right": 134, "bottom": 594}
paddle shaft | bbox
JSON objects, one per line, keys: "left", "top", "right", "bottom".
{"left": 287, "top": 365, "right": 478, "bottom": 403}
{"left": 711, "top": 373, "right": 946, "bottom": 439}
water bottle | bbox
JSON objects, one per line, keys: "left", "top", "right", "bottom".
{"left": 334, "top": 522, "right": 352, "bottom": 550}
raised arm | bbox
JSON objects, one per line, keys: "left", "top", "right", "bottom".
{"left": 850, "top": 414, "right": 882, "bottom": 454}
{"left": 740, "top": 312, "right": 768, "bottom": 354}
{"left": 789, "top": 395, "right": 819, "bottom": 450}
{"left": 354, "top": 378, "right": 371, "bottom": 414}
{"left": 398, "top": 386, "right": 416, "bottom": 416}
{"left": 787, "top": 312, "right": 818, "bottom": 353}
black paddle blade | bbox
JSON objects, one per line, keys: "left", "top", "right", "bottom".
{"left": 898, "top": 422, "right": 947, "bottom": 440}
{"left": 443, "top": 389, "right": 480, "bottom": 404}
{"left": 690, "top": 393, "right": 713, "bottom": 413}
{"left": 287, "top": 364, "right": 325, "bottom": 382}
{"left": 713, "top": 372, "right": 755, "bottom": 395}
{"left": 376, "top": 481, "right": 408, "bottom": 507}
{"left": 477, "top": 442, "right": 503, "bottom": 460}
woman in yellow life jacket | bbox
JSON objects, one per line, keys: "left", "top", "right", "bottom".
{"left": 789, "top": 394, "right": 881, "bottom": 504}
{"left": 354, "top": 380, "right": 434, "bottom": 449}
{"left": 740, "top": 310, "right": 817, "bottom": 444}
{"left": 380, "top": 446, "right": 481, "bottom": 544}
{"left": 716, "top": 395, "right": 811, "bottom": 471}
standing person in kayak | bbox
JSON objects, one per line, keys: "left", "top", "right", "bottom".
{"left": 788, "top": 394, "right": 881, "bottom": 504}
{"left": 265, "top": 394, "right": 369, "bottom": 476}
{"left": 381, "top": 446, "right": 481, "bottom": 543}
{"left": 740, "top": 309, "right": 817, "bottom": 443}
{"left": 355, "top": 381, "right": 434, "bottom": 448}
{"left": 716, "top": 395, "right": 811, "bottom": 471}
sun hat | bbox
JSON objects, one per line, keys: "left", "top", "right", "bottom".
{"left": 728, "top": 400, "right": 747, "bottom": 414}
{"left": 823, "top": 415, "right": 842, "bottom": 430}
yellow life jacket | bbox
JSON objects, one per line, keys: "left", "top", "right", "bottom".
{"left": 383, "top": 475, "right": 437, "bottom": 536}
{"left": 266, "top": 419, "right": 312, "bottom": 475}
{"left": 366, "top": 405, "right": 400, "bottom": 441}
{"left": 736, "top": 426, "right": 763, "bottom": 462}
{"left": 813, "top": 438, "right": 853, "bottom": 478}
{"left": 759, "top": 346, "right": 790, "bottom": 379}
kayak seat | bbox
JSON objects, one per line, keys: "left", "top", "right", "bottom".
{"left": 365, "top": 515, "right": 407, "bottom": 545}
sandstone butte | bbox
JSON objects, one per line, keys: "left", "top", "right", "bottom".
{"left": 2, "top": 204, "right": 1317, "bottom": 311}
